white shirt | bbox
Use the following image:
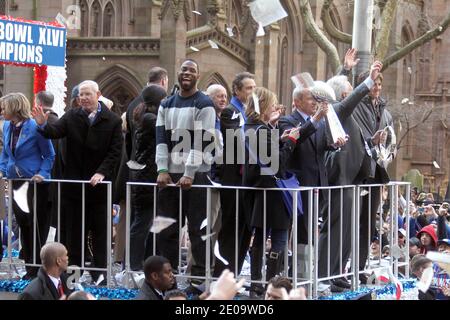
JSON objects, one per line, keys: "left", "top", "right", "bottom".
{"left": 48, "top": 274, "right": 61, "bottom": 291}
{"left": 295, "top": 109, "right": 318, "bottom": 128}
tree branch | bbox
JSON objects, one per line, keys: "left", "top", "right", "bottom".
{"left": 299, "top": 0, "right": 341, "bottom": 74}
{"left": 374, "top": 0, "right": 398, "bottom": 60}
{"left": 321, "top": 0, "right": 352, "bottom": 44}
{"left": 382, "top": 9, "right": 450, "bottom": 71}
{"left": 397, "top": 107, "right": 434, "bottom": 149}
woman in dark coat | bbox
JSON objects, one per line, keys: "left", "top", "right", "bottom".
{"left": 129, "top": 85, "right": 167, "bottom": 271}
{"left": 242, "top": 87, "right": 300, "bottom": 296}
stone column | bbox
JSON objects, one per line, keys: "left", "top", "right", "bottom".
{"left": 262, "top": 23, "right": 280, "bottom": 93}
{"left": 159, "top": 0, "right": 190, "bottom": 89}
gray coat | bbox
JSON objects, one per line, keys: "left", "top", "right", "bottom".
{"left": 352, "top": 96, "right": 393, "bottom": 183}
{"left": 325, "top": 94, "right": 391, "bottom": 186}
{"left": 136, "top": 280, "right": 163, "bottom": 300}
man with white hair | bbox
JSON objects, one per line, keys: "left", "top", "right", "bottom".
{"left": 33, "top": 80, "right": 123, "bottom": 285}
{"left": 206, "top": 84, "right": 228, "bottom": 117}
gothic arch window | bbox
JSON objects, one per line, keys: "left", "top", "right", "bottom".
{"left": 103, "top": 1, "right": 115, "bottom": 36}
{"left": 197, "top": 71, "right": 231, "bottom": 97}
{"left": 224, "top": 0, "right": 242, "bottom": 39}
{"left": 80, "top": 0, "right": 89, "bottom": 37}
{"left": 91, "top": 0, "right": 102, "bottom": 37}
{"left": 96, "top": 64, "right": 142, "bottom": 115}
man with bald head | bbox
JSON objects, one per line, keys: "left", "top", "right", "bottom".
{"left": 33, "top": 80, "right": 123, "bottom": 285}
{"left": 19, "top": 242, "right": 72, "bottom": 300}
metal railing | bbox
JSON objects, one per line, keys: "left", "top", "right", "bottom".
{"left": 0, "top": 177, "right": 410, "bottom": 298}
{"left": 122, "top": 180, "right": 410, "bottom": 299}
{"left": 0, "top": 178, "right": 113, "bottom": 287}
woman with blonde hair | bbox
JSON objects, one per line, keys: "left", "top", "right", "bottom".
{"left": 0, "top": 92, "right": 55, "bottom": 279}
{"left": 242, "top": 87, "right": 301, "bottom": 297}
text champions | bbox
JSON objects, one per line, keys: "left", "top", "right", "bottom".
{"left": 0, "top": 18, "right": 66, "bottom": 67}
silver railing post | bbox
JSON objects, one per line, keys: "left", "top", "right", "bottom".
{"left": 234, "top": 189, "right": 239, "bottom": 277}
{"left": 33, "top": 181, "right": 37, "bottom": 266}
{"left": 178, "top": 188, "right": 183, "bottom": 276}
{"left": 313, "top": 188, "right": 319, "bottom": 297}
{"left": 81, "top": 183, "right": 86, "bottom": 269}
{"left": 153, "top": 186, "right": 157, "bottom": 255}
{"left": 7, "top": 179, "right": 13, "bottom": 273}
{"left": 107, "top": 182, "right": 112, "bottom": 287}
{"left": 205, "top": 187, "right": 212, "bottom": 289}
{"left": 125, "top": 183, "right": 131, "bottom": 284}
{"left": 405, "top": 183, "right": 411, "bottom": 277}
{"left": 57, "top": 182, "right": 61, "bottom": 242}
{"left": 292, "top": 190, "right": 298, "bottom": 288}
{"left": 262, "top": 190, "right": 267, "bottom": 285}
{"left": 352, "top": 185, "right": 359, "bottom": 290}
{"left": 308, "top": 189, "right": 314, "bottom": 298}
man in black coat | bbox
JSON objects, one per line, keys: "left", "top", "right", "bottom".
{"left": 213, "top": 72, "right": 256, "bottom": 278}
{"left": 33, "top": 80, "right": 123, "bottom": 284}
{"left": 18, "top": 242, "right": 72, "bottom": 300}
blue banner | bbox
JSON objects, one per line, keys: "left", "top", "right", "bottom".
{"left": 0, "top": 18, "right": 66, "bottom": 67}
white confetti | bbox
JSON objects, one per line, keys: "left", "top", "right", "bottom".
{"left": 226, "top": 27, "right": 234, "bottom": 37}
{"left": 401, "top": 98, "right": 409, "bottom": 104}
{"left": 249, "top": 0, "right": 288, "bottom": 27}
{"left": 55, "top": 13, "right": 67, "bottom": 26}
{"left": 95, "top": 274, "right": 105, "bottom": 286}
{"left": 126, "top": 160, "right": 146, "bottom": 170}
{"left": 256, "top": 22, "right": 265, "bottom": 37}
{"left": 201, "top": 232, "right": 216, "bottom": 241}
{"left": 407, "top": 67, "right": 412, "bottom": 74}
{"left": 208, "top": 40, "right": 219, "bottom": 49}
{"left": 360, "top": 190, "right": 369, "bottom": 197}
{"left": 150, "top": 216, "right": 177, "bottom": 234}
{"left": 192, "top": 10, "right": 202, "bottom": 15}
{"left": 190, "top": 46, "right": 200, "bottom": 52}
{"left": 13, "top": 182, "right": 29, "bottom": 213}
{"left": 200, "top": 218, "right": 208, "bottom": 230}
{"left": 433, "top": 161, "right": 440, "bottom": 169}
{"left": 214, "top": 242, "right": 229, "bottom": 266}
{"left": 417, "top": 266, "right": 433, "bottom": 293}
{"left": 207, "top": 175, "right": 222, "bottom": 188}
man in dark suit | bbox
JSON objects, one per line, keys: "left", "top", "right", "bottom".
{"left": 136, "top": 255, "right": 175, "bottom": 300}
{"left": 319, "top": 61, "right": 385, "bottom": 287}
{"left": 33, "top": 80, "right": 123, "bottom": 285}
{"left": 18, "top": 242, "right": 72, "bottom": 300}
{"left": 278, "top": 88, "right": 344, "bottom": 244}
{"left": 213, "top": 72, "right": 256, "bottom": 278}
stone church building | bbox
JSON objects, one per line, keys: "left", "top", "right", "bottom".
{"left": 1, "top": 0, "right": 450, "bottom": 195}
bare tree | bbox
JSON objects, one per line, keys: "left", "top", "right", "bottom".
{"left": 389, "top": 100, "right": 435, "bottom": 151}
{"left": 299, "top": 0, "right": 450, "bottom": 73}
